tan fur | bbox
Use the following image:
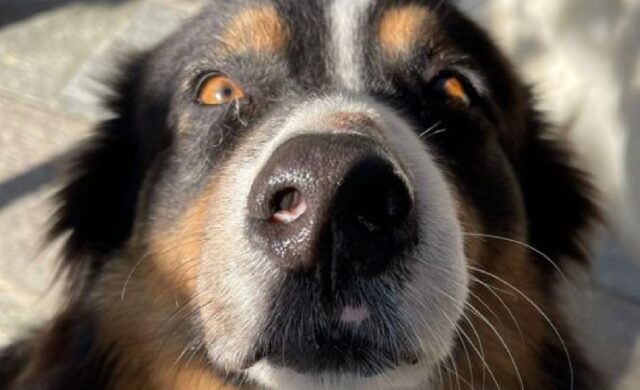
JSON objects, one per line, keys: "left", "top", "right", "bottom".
{"left": 222, "top": 6, "right": 289, "bottom": 55}
{"left": 378, "top": 5, "right": 436, "bottom": 57}
{"left": 147, "top": 193, "right": 210, "bottom": 295}
{"left": 84, "top": 183, "right": 250, "bottom": 389}
{"left": 325, "top": 112, "right": 379, "bottom": 132}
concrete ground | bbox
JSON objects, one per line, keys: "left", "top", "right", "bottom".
{"left": 0, "top": 1, "right": 638, "bottom": 388}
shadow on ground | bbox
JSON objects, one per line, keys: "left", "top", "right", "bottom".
{"left": 0, "top": 154, "right": 67, "bottom": 211}
{"left": 0, "top": 0, "right": 130, "bottom": 28}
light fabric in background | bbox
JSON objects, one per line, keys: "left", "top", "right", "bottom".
{"left": 459, "top": 0, "right": 640, "bottom": 264}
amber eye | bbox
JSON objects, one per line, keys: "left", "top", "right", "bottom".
{"left": 197, "top": 73, "right": 245, "bottom": 105}
{"left": 434, "top": 75, "right": 471, "bottom": 107}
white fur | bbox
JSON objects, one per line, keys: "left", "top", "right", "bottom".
{"left": 248, "top": 359, "right": 437, "bottom": 390}
{"left": 330, "top": 0, "right": 375, "bottom": 91}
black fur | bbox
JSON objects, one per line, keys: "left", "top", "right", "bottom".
{"left": 0, "top": 338, "right": 31, "bottom": 388}
{"left": 541, "top": 339, "right": 603, "bottom": 390}
{"left": 50, "top": 59, "right": 145, "bottom": 273}
{"left": 49, "top": 55, "right": 172, "bottom": 283}
{"left": 1, "top": 309, "right": 114, "bottom": 390}
{"left": 521, "top": 115, "right": 601, "bottom": 266}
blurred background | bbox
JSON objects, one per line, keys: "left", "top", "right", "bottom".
{"left": 0, "top": 0, "right": 638, "bottom": 388}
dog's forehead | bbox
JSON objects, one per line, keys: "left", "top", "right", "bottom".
{"left": 217, "top": 2, "right": 291, "bottom": 56}
{"left": 184, "top": 0, "right": 455, "bottom": 88}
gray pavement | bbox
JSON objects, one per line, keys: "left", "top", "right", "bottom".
{"left": 0, "top": 1, "right": 638, "bottom": 388}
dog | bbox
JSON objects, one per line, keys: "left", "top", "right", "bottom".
{"left": 0, "top": 0, "right": 601, "bottom": 389}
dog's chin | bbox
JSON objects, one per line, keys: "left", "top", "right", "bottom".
{"left": 234, "top": 323, "right": 452, "bottom": 390}
{"left": 263, "top": 344, "right": 419, "bottom": 377}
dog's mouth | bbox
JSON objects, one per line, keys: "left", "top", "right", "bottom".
{"left": 264, "top": 336, "right": 419, "bottom": 376}
{"left": 246, "top": 317, "right": 421, "bottom": 376}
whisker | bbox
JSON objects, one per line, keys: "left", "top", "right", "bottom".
{"left": 401, "top": 285, "right": 461, "bottom": 389}
{"left": 426, "top": 260, "right": 523, "bottom": 387}
{"left": 470, "top": 274, "right": 525, "bottom": 349}
{"left": 419, "top": 121, "right": 443, "bottom": 138}
{"left": 454, "top": 325, "right": 475, "bottom": 389}
{"left": 467, "top": 287, "right": 504, "bottom": 328}
{"left": 442, "top": 359, "right": 474, "bottom": 389}
{"left": 429, "top": 283, "right": 504, "bottom": 390}
{"left": 183, "top": 341, "right": 206, "bottom": 372}
{"left": 470, "top": 266, "right": 575, "bottom": 390}
{"left": 463, "top": 232, "right": 573, "bottom": 293}
{"left": 120, "top": 235, "right": 207, "bottom": 301}
{"left": 424, "top": 128, "right": 447, "bottom": 140}
{"left": 458, "top": 310, "right": 500, "bottom": 390}
{"left": 459, "top": 314, "right": 489, "bottom": 390}
{"left": 465, "top": 301, "right": 525, "bottom": 390}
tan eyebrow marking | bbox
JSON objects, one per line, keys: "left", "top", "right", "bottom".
{"left": 222, "top": 6, "right": 290, "bottom": 55}
{"left": 378, "top": 5, "right": 435, "bottom": 57}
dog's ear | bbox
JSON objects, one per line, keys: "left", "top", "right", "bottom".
{"left": 520, "top": 111, "right": 600, "bottom": 269}
{"left": 50, "top": 56, "right": 161, "bottom": 278}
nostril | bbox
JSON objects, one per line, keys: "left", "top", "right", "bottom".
{"left": 269, "top": 187, "right": 308, "bottom": 224}
{"left": 357, "top": 183, "right": 412, "bottom": 231}
{"left": 337, "top": 157, "right": 413, "bottom": 232}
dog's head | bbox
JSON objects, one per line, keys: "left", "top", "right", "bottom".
{"left": 51, "top": 0, "right": 597, "bottom": 388}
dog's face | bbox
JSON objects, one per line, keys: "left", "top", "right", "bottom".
{"left": 52, "top": 1, "right": 596, "bottom": 389}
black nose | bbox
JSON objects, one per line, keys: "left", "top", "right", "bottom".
{"left": 247, "top": 134, "right": 416, "bottom": 292}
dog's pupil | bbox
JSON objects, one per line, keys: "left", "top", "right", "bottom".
{"left": 214, "top": 85, "right": 234, "bottom": 101}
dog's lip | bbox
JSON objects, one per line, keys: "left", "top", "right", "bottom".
{"left": 241, "top": 331, "right": 421, "bottom": 375}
